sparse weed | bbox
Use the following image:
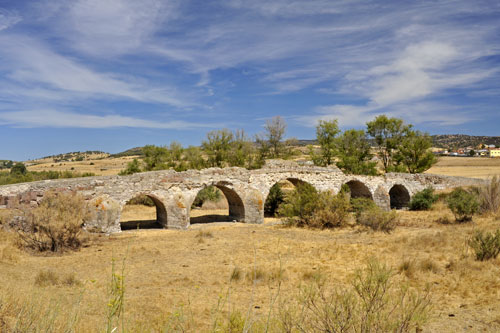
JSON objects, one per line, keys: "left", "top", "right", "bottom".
{"left": 419, "top": 258, "right": 439, "bottom": 273}
{"left": 398, "top": 259, "right": 416, "bottom": 278}
{"left": 468, "top": 229, "right": 500, "bottom": 261}
{"left": 230, "top": 266, "right": 242, "bottom": 282}
{"left": 34, "top": 269, "right": 59, "bottom": 287}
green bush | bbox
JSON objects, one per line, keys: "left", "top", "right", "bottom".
{"left": 356, "top": 207, "right": 398, "bottom": 233}
{"left": 409, "top": 187, "right": 438, "bottom": 211}
{"left": 468, "top": 229, "right": 500, "bottom": 261}
{"left": 446, "top": 188, "right": 479, "bottom": 222}
{"left": 279, "top": 183, "right": 350, "bottom": 229}
{"left": 264, "top": 183, "right": 285, "bottom": 217}
{"left": 350, "top": 197, "right": 377, "bottom": 217}
{"left": 119, "top": 158, "right": 141, "bottom": 175}
{"left": 192, "top": 186, "right": 222, "bottom": 208}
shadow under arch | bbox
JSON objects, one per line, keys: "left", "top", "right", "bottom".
{"left": 120, "top": 193, "right": 167, "bottom": 230}
{"left": 190, "top": 182, "right": 245, "bottom": 224}
{"left": 344, "top": 180, "right": 373, "bottom": 199}
{"left": 264, "top": 177, "right": 315, "bottom": 217}
{"left": 389, "top": 184, "right": 410, "bottom": 209}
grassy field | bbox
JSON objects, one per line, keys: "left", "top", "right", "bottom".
{"left": 426, "top": 156, "right": 500, "bottom": 179}
{"left": 1, "top": 202, "right": 500, "bottom": 331}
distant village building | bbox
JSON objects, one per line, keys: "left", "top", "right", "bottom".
{"left": 490, "top": 149, "right": 500, "bottom": 158}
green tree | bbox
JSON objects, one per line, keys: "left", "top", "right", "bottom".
{"left": 228, "top": 129, "right": 256, "bottom": 168}
{"left": 167, "top": 141, "right": 187, "bottom": 171}
{"left": 396, "top": 129, "right": 437, "bottom": 173}
{"left": 142, "top": 145, "right": 169, "bottom": 171}
{"left": 313, "top": 119, "right": 340, "bottom": 166}
{"left": 335, "top": 129, "right": 377, "bottom": 175}
{"left": 184, "top": 146, "right": 205, "bottom": 170}
{"left": 366, "top": 115, "right": 409, "bottom": 172}
{"left": 202, "top": 129, "right": 233, "bottom": 167}
{"left": 119, "top": 158, "right": 141, "bottom": 175}
{"left": 10, "top": 162, "right": 27, "bottom": 175}
{"left": 264, "top": 116, "right": 287, "bottom": 158}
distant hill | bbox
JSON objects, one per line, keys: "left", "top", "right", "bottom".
{"left": 30, "top": 151, "right": 109, "bottom": 164}
{"left": 110, "top": 147, "right": 145, "bottom": 158}
{"left": 432, "top": 135, "right": 500, "bottom": 149}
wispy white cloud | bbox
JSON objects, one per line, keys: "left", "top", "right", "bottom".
{"left": 300, "top": 37, "right": 498, "bottom": 127}
{"left": 0, "top": 8, "right": 21, "bottom": 31}
{"left": 0, "top": 34, "right": 192, "bottom": 107}
{"left": 0, "top": 110, "right": 213, "bottom": 129}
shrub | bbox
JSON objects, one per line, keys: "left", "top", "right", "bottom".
{"left": 446, "top": 188, "right": 479, "bottom": 222}
{"left": 308, "top": 192, "right": 351, "bottom": 229}
{"left": 192, "top": 186, "right": 222, "bottom": 208}
{"left": 119, "top": 158, "right": 141, "bottom": 175}
{"left": 287, "top": 259, "right": 431, "bottom": 332}
{"left": 16, "top": 190, "right": 89, "bottom": 253}
{"left": 356, "top": 207, "right": 398, "bottom": 233}
{"left": 468, "top": 229, "right": 500, "bottom": 261}
{"left": 264, "top": 183, "right": 285, "bottom": 217}
{"left": 409, "top": 187, "right": 438, "bottom": 211}
{"left": 350, "top": 197, "right": 377, "bottom": 217}
{"left": 279, "top": 183, "right": 350, "bottom": 229}
{"left": 127, "top": 195, "right": 155, "bottom": 207}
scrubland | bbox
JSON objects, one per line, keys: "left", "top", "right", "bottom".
{"left": 1, "top": 202, "right": 500, "bottom": 331}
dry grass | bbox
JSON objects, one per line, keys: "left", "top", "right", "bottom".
{"left": 0, "top": 203, "right": 500, "bottom": 331}
{"left": 426, "top": 156, "right": 500, "bottom": 179}
{"left": 26, "top": 155, "right": 139, "bottom": 176}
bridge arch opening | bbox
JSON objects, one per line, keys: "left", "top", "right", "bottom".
{"left": 343, "top": 180, "right": 373, "bottom": 200}
{"left": 119, "top": 194, "right": 167, "bottom": 230}
{"left": 190, "top": 183, "right": 245, "bottom": 224}
{"left": 264, "top": 178, "right": 315, "bottom": 217}
{"left": 389, "top": 185, "right": 410, "bottom": 209}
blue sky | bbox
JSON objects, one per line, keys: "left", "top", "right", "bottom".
{"left": 0, "top": 0, "right": 499, "bottom": 161}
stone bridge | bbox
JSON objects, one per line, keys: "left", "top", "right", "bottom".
{"left": 0, "top": 160, "right": 484, "bottom": 233}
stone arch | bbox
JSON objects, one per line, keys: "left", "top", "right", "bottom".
{"left": 120, "top": 193, "right": 168, "bottom": 230}
{"left": 389, "top": 184, "right": 410, "bottom": 209}
{"left": 264, "top": 177, "right": 315, "bottom": 217}
{"left": 189, "top": 182, "right": 245, "bottom": 223}
{"left": 344, "top": 180, "right": 373, "bottom": 199}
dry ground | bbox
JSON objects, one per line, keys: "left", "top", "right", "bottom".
{"left": 1, "top": 203, "right": 500, "bottom": 331}
{"left": 26, "top": 155, "right": 139, "bottom": 176}
{"left": 426, "top": 156, "right": 500, "bottom": 179}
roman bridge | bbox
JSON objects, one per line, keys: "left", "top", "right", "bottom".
{"left": 0, "top": 160, "right": 484, "bottom": 233}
